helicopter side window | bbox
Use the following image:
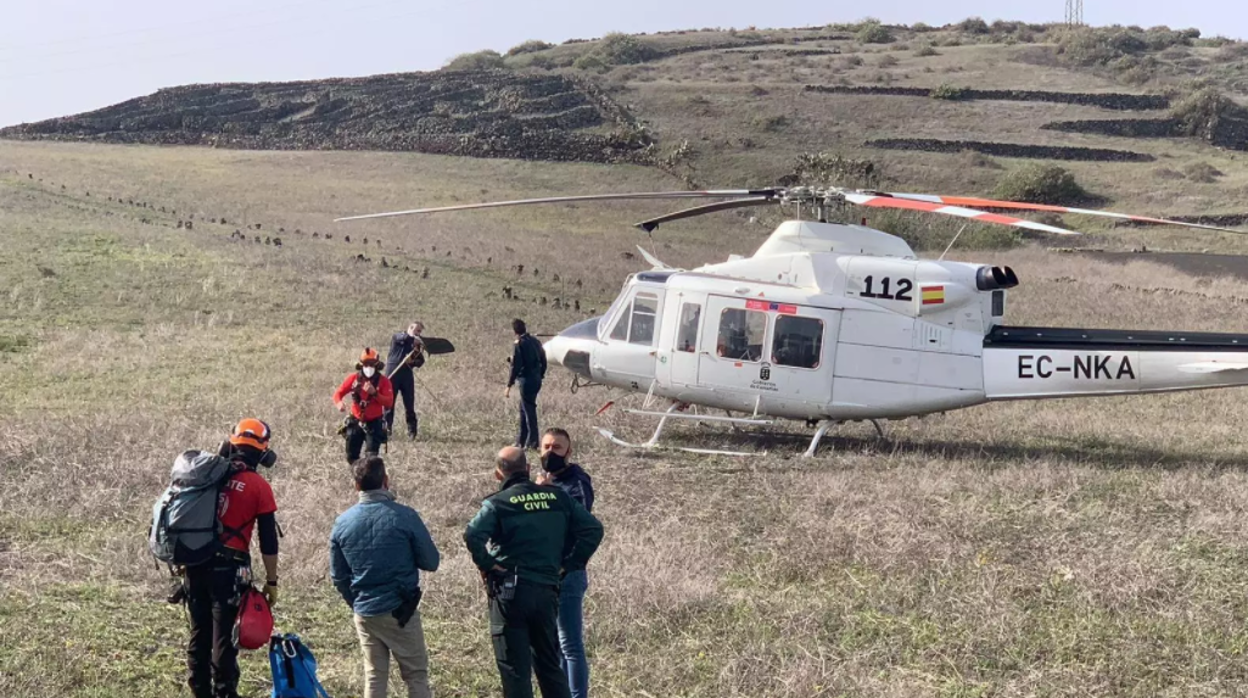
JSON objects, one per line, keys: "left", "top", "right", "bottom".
{"left": 677, "top": 303, "right": 700, "bottom": 353}
{"left": 716, "top": 308, "right": 766, "bottom": 362}
{"left": 772, "top": 315, "right": 823, "bottom": 369}
{"left": 629, "top": 292, "right": 659, "bottom": 346}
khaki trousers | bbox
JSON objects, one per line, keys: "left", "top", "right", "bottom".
{"left": 353, "top": 611, "right": 432, "bottom": 698}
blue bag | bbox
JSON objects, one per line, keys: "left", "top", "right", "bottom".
{"left": 270, "top": 633, "right": 331, "bottom": 698}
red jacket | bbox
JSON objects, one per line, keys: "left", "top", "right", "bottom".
{"left": 333, "top": 372, "right": 394, "bottom": 422}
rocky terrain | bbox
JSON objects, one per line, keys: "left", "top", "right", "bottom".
{"left": 0, "top": 71, "right": 653, "bottom": 164}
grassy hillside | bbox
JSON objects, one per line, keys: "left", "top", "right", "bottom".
{"left": 6, "top": 141, "right": 1248, "bottom": 697}
{"left": 6, "top": 21, "right": 1248, "bottom": 244}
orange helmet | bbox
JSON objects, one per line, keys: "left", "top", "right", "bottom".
{"left": 359, "top": 347, "right": 380, "bottom": 364}
{"left": 229, "top": 418, "right": 271, "bottom": 451}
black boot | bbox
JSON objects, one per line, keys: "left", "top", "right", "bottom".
{"left": 408, "top": 416, "right": 419, "bottom": 440}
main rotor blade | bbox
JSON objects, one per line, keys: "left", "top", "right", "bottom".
{"left": 843, "top": 193, "right": 1081, "bottom": 235}
{"left": 882, "top": 192, "right": 1245, "bottom": 234}
{"left": 335, "top": 190, "right": 779, "bottom": 222}
{"left": 634, "top": 196, "right": 778, "bottom": 232}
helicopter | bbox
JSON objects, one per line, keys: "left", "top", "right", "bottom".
{"left": 337, "top": 186, "right": 1248, "bottom": 456}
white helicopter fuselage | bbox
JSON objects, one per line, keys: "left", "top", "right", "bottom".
{"left": 542, "top": 220, "right": 1248, "bottom": 422}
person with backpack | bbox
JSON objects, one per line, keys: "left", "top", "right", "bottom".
{"left": 331, "top": 455, "right": 440, "bottom": 698}
{"left": 334, "top": 347, "right": 395, "bottom": 464}
{"left": 175, "top": 419, "right": 281, "bottom": 698}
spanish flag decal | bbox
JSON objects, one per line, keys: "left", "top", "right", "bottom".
{"left": 921, "top": 285, "right": 945, "bottom": 305}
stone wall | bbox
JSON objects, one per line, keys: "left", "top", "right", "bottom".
{"left": 865, "top": 138, "right": 1155, "bottom": 162}
{"left": 804, "top": 84, "right": 1170, "bottom": 110}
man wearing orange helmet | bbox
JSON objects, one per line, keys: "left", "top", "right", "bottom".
{"left": 334, "top": 348, "right": 396, "bottom": 464}
{"left": 185, "top": 418, "right": 281, "bottom": 698}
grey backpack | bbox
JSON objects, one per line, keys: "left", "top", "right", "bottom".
{"left": 149, "top": 450, "right": 236, "bottom": 566}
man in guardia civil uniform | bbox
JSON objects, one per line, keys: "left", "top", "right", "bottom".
{"left": 463, "top": 446, "right": 604, "bottom": 698}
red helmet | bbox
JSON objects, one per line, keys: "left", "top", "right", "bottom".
{"left": 229, "top": 418, "right": 271, "bottom": 451}
{"left": 359, "top": 347, "right": 380, "bottom": 365}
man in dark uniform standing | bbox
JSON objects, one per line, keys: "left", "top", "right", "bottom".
{"left": 385, "top": 321, "right": 426, "bottom": 440}
{"left": 464, "top": 446, "right": 603, "bottom": 698}
{"left": 505, "top": 319, "right": 547, "bottom": 450}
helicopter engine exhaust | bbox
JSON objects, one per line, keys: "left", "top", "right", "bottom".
{"left": 975, "top": 265, "right": 1019, "bottom": 291}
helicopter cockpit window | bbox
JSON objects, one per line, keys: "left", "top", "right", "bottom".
{"left": 609, "top": 304, "right": 631, "bottom": 341}
{"left": 772, "top": 315, "right": 823, "bottom": 369}
{"left": 717, "top": 308, "right": 766, "bottom": 362}
{"left": 629, "top": 292, "right": 659, "bottom": 345}
{"left": 677, "top": 303, "right": 700, "bottom": 352}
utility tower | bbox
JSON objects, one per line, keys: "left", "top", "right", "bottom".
{"left": 1065, "top": 0, "right": 1084, "bottom": 26}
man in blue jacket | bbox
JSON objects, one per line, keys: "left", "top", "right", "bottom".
{"left": 331, "top": 456, "right": 440, "bottom": 698}
{"left": 536, "top": 428, "right": 595, "bottom": 698}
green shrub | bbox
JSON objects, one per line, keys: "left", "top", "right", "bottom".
{"left": 857, "top": 22, "right": 894, "bottom": 44}
{"left": 787, "top": 152, "right": 879, "bottom": 188}
{"left": 1171, "top": 88, "right": 1236, "bottom": 139}
{"left": 843, "top": 55, "right": 865, "bottom": 67}
{"left": 877, "top": 54, "right": 899, "bottom": 68}
{"left": 959, "top": 17, "right": 991, "bottom": 34}
{"left": 992, "top": 164, "right": 1092, "bottom": 205}
{"left": 506, "top": 40, "right": 553, "bottom": 56}
{"left": 752, "top": 114, "right": 789, "bottom": 132}
{"left": 866, "top": 209, "right": 1021, "bottom": 251}
{"left": 929, "top": 83, "right": 968, "bottom": 100}
{"left": 912, "top": 22, "right": 932, "bottom": 32}
{"left": 1183, "top": 162, "right": 1223, "bottom": 183}
{"left": 444, "top": 49, "right": 506, "bottom": 71}
{"left": 0, "top": 334, "right": 30, "bottom": 354}
{"left": 914, "top": 44, "right": 940, "bottom": 57}
{"left": 1057, "top": 27, "right": 1150, "bottom": 66}
{"left": 573, "top": 32, "right": 661, "bottom": 70}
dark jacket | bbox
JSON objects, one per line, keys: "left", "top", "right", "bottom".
{"left": 508, "top": 333, "right": 547, "bottom": 387}
{"left": 385, "top": 332, "right": 424, "bottom": 377}
{"left": 549, "top": 463, "right": 594, "bottom": 513}
{"left": 330, "top": 489, "right": 440, "bottom": 616}
{"left": 463, "top": 472, "right": 603, "bottom": 586}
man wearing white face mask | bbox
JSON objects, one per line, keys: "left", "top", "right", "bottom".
{"left": 334, "top": 348, "right": 396, "bottom": 464}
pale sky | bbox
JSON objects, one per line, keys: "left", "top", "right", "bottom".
{"left": 1, "top": 0, "right": 1242, "bottom": 128}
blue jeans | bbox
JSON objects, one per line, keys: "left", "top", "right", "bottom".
{"left": 558, "top": 569, "right": 589, "bottom": 698}
{"left": 515, "top": 378, "right": 541, "bottom": 448}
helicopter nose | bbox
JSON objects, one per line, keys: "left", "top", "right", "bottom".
{"left": 543, "top": 316, "right": 601, "bottom": 373}
{"left": 544, "top": 334, "right": 573, "bottom": 367}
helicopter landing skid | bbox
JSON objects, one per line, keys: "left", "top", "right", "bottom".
{"left": 595, "top": 427, "right": 759, "bottom": 457}
{"left": 595, "top": 403, "right": 769, "bottom": 456}
{"left": 804, "top": 419, "right": 887, "bottom": 457}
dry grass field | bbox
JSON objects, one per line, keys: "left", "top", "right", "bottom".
{"left": 7, "top": 140, "right": 1248, "bottom": 698}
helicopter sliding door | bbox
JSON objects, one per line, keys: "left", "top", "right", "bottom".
{"left": 696, "top": 295, "right": 839, "bottom": 416}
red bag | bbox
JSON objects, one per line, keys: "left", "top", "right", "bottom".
{"left": 234, "top": 586, "right": 274, "bottom": 650}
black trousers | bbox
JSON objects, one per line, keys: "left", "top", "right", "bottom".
{"left": 346, "top": 417, "right": 387, "bottom": 463}
{"left": 384, "top": 369, "right": 419, "bottom": 436}
{"left": 489, "top": 581, "right": 570, "bottom": 698}
{"left": 515, "top": 378, "right": 541, "bottom": 449}
{"left": 185, "top": 558, "right": 246, "bottom": 698}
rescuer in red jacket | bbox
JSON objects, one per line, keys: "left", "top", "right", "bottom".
{"left": 333, "top": 348, "right": 395, "bottom": 464}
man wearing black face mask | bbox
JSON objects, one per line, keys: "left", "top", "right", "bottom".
{"left": 536, "top": 428, "right": 595, "bottom": 698}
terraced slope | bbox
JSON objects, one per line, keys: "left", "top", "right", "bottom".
{"left": 0, "top": 71, "right": 652, "bottom": 163}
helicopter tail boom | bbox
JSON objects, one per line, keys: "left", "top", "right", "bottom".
{"left": 982, "top": 325, "right": 1248, "bottom": 400}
